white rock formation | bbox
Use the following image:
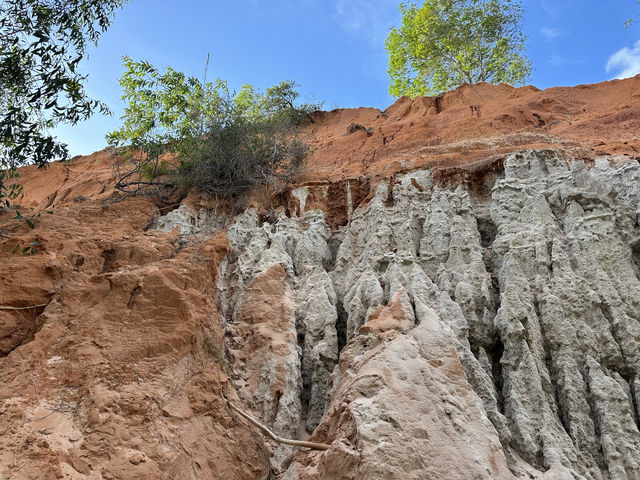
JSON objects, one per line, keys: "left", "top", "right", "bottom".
{"left": 155, "top": 151, "right": 640, "bottom": 479}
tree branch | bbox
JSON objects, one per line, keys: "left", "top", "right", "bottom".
{"left": 287, "top": 99, "right": 315, "bottom": 124}
{"left": 227, "top": 401, "right": 330, "bottom": 450}
{"left": 114, "top": 180, "right": 177, "bottom": 192}
{"left": 0, "top": 303, "right": 48, "bottom": 311}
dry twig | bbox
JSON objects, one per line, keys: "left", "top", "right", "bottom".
{"left": 0, "top": 303, "right": 47, "bottom": 311}
{"left": 227, "top": 401, "right": 330, "bottom": 451}
{"left": 32, "top": 403, "right": 65, "bottom": 422}
{"left": 133, "top": 363, "right": 141, "bottom": 384}
{"left": 29, "top": 370, "right": 40, "bottom": 404}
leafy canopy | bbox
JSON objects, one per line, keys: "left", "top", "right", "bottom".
{"left": 0, "top": 0, "right": 125, "bottom": 203}
{"left": 386, "top": 0, "right": 532, "bottom": 97}
{"left": 106, "top": 57, "right": 321, "bottom": 197}
{"left": 106, "top": 56, "right": 222, "bottom": 160}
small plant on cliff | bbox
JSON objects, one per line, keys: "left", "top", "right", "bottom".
{"left": 204, "top": 335, "right": 233, "bottom": 378}
{"left": 106, "top": 57, "right": 321, "bottom": 197}
{"left": 178, "top": 82, "right": 316, "bottom": 196}
{"left": 386, "top": 0, "right": 532, "bottom": 96}
{"left": 105, "top": 56, "right": 213, "bottom": 196}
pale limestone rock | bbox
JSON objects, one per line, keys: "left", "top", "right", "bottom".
{"left": 291, "top": 151, "right": 640, "bottom": 478}
{"left": 219, "top": 209, "right": 339, "bottom": 440}
{"left": 159, "top": 150, "right": 640, "bottom": 479}
{"left": 293, "top": 318, "right": 514, "bottom": 480}
{"left": 154, "top": 203, "right": 227, "bottom": 235}
{"left": 296, "top": 268, "right": 338, "bottom": 432}
{"left": 585, "top": 356, "right": 640, "bottom": 479}
{"left": 489, "top": 150, "right": 640, "bottom": 478}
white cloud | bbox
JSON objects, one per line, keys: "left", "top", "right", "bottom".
{"left": 547, "top": 53, "right": 567, "bottom": 67}
{"left": 547, "top": 53, "right": 585, "bottom": 68}
{"left": 540, "top": 27, "right": 564, "bottom": 41}
{"left": 334, "top": 0, "right": 399, "bottom": 47}
{"left": 606, "top": 40, "right": 640, "bottom": 79}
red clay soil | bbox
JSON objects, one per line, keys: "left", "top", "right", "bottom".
{"left": 13, "top": 148, "right": 117, "bottom": 208}
{"left": 9, "top": 74, "right": 640, "bottom": 212}
{"left": 0, "top": 197, "right": 270, "bottom": 479}
{"left": 299, "top": 75, "right": 640, "bottom": 184}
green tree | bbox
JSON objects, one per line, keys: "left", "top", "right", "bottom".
{"left": 106, "top": 57, "right": 320, "bottom": 197}
{"left": 181, "top": 81, "right": 317, "bottom": 197}
{"left": 235, "top": 81, "right": 321, "bottom": 125}
{"left": 0, "top": 0, "right": 126, "bottom": 204}
{"left": 386, "top": 0, "right": 531, "bottom": 97}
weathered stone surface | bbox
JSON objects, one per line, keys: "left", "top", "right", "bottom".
{"left": 4, "top": 75, "right": 640, "bottom": 480}
{"left": 151, "top": 150, "right": 640, "bottom": 479}
{"left": 488, "top": 151, "right": 640, "bottom": 479}
{"left": 287, "top": 151, "right": 640, "bottom": 479}
{"left": 217, "top": 206, "right": 339, "bottom": 439}
{"left": 0, "top": 201, "right": 270, "bottom": 479}
{"left": 294, "top": 316, "right": 517, "bottom": 479}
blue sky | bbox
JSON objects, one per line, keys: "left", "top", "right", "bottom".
{"left": 54, "top": 0, "right": 640, "bottom": 157}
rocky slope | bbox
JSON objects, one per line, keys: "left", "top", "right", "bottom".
{"left": 1, "top": 77, "right": 639, "bottom": 479}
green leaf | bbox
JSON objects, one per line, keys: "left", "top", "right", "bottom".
{"left": 0, "top": 0, "right": 127, "bottom": 174}
{"left": 107, "top": 57, "right": 314, "bottom": 197}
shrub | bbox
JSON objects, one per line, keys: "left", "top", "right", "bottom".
{"left": 106, "top": 57, "right": 321, "bottom": 199}
{"left": 177, "top": 89, "right": 310, "bottom": 196}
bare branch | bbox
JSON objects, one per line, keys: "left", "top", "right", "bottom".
{"left": 227, "top": 401, "right": 330, "bottom": 451}
{"left": 0, "top": 303, "right": 48, "bottom": 311}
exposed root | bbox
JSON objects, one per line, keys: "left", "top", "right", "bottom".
{"left": 0, "top": 303, "right": 48, "bottom": 311}
{"left": 227, "top": 401, "right": 330, "bottom": 451}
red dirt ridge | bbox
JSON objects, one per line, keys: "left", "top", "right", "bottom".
{"left": 299, "top": 75, "right": 640, "bottom": 184}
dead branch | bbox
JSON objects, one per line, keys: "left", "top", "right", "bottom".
{"left": 32, "top": 402, "right": 65, "bottom": 422}
{"left": 114, "top": 180, "right": 178, "bottom": 194}
{"left": 0, "top": 303, "right": 48, "bottom": 311}
{"left": 29, "top": 370, "right": 40, "bottom": 404}
{"left": 227, "top": 401, "right": 330, "bottom": 451}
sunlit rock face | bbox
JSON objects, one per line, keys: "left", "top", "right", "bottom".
{"left": 184, "top": 150, "right": 640, "bottom": 479}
